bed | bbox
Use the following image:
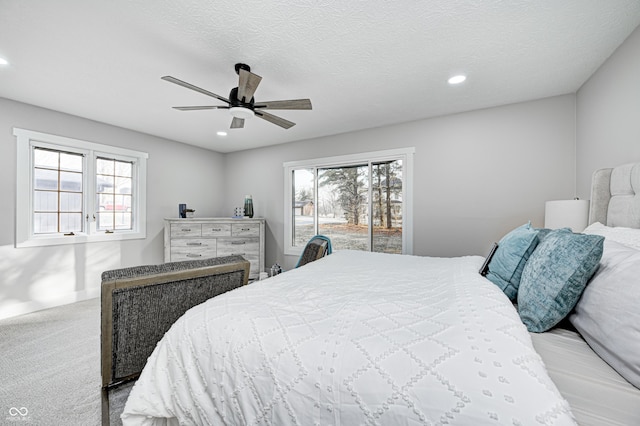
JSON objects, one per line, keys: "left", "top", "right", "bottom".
{"left": 121, "top": 162, "right": 640, "bottom": 425}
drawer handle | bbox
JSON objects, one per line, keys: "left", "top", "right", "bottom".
{"left": 181, "top": 228, "right": 191, "bottom": 232}
{"left": 186, "top": 242, "right": 203, "bottom": 246}
{"left": 211, "top": 228, "right": 222, "bottom": 231}
{"left": 186, "top": 253, "right": 202, "bottom": 258}
{"left": 241, "top": 228, "right": 251, "bottom": 231}
{"left": 231, "top": 241, "right": 246, "bottom": 245}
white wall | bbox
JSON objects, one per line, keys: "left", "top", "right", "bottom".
{"left": 576, "top": 25, "right": 640, "bottom": 198}
{"left": 225, "top": 95, "right": 577, "bottom": 269}
{"left": 0, "top": 98, "right": 228, "bottom": 319}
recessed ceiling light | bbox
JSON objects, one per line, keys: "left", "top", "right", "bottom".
{"left": 217, "top": 131, "right": 228, "bottom": 137}
{"left": 0, "top": 57, "right": 9, "bottom": 66}
{"left": 448, "top": 75, "right": 466, "bottom": 85}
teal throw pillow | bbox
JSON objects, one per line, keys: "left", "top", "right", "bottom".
{"left": 485, "top": 222, "right": 540, "bottom": 301}
{"left": 534, "top": 227, "right": 554, "bottom": 243}
{"left": 517, "top": 229, "right": 604, "bottom": 332}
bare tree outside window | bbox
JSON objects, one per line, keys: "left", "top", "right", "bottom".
{"left": 292, "top": 168, "right": 314, "bottom": 247}
{"left": 290, "top": 159, "right": 403, "bottom": 254}
{"left": 318, "top": 164, "right": 369, "bottom": 251}
{"left": 372, "top": 160, "right": 403, "bottom": 253}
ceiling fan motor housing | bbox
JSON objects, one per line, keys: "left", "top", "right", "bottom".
{"left": 234, "top": 63, "right": 251, "bottom": 75}
{"left": 229, "top": 87, "right": 255, "bottom": 108}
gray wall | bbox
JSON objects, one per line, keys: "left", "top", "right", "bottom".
{"left": 225, "top": 94, "right": 577, "bottom": 270}
{"left": 576, "top": 25, "right": 640, "bottom": 198}
{"left": 0, "top": 98, "right": 227, "bottom": 318}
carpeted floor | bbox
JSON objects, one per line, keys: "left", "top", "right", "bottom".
{"left": 0, "top": 298, "right": 102, "bottom": 425}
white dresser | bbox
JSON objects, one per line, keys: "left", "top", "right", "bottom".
{"left": 164, "top": 218, "right": 265, "bottom": 280}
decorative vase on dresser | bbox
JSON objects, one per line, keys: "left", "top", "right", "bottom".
{"left": 164, "top": 218, "right": 265, "bottom": 281}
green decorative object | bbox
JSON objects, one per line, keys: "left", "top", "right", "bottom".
{"left": 244, "top": 195, "right": 254, "bottom": 218}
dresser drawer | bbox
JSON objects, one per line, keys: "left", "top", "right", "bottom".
{"left": 231, "top": 223, "right": 260, "bottom": 237}
{"left": 217, "top": 238, "right": 258, "bottom": 254}
{"left": 217, "top": 238, "right": 258, "bottom": 259}
{"left": 170, "top": 251, "right": 217, "bottom": 261}
{"left": 217, "top": 238, "right": 259, "bottom": 275}
{"left": 170, "top": 238, "right": 216, "bottom": 261}
{"left": 201, "top": 223, "right": 231, "bottom": 237}
{"left": 170, "top": 223, "right": 202, "bottom": 237}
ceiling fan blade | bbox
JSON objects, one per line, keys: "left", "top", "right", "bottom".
{"left": 230, "top": 117, "right": 245, "bottom": 129}
{"left": 161, "top": 76, "right": 230, "bottom": 104}
{"left": 173, "top": 106, "right": 229, "bottom": 111}
{"left": 255, "top": 111, "right": 295, "bottom": 129}
{"left": 254, "top": 99, "right": 312, "bottom": 110}
{"left": 237, "top": 69, "right": 262, "bottom": 102}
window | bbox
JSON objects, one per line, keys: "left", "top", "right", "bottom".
{"left": 33, "top": 147, "right": 84, "bottom": 234}
{"left": 96, "top": 157, "right": 133, "bottom": 231}
{"left": 15, "top": 128, "right": 148, "bottom": 247}
{"left": 284, "top": 148, "right": 414, "bottom": 256}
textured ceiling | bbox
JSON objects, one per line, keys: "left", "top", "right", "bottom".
{"left": 1, "top": 0, "right": 639, "bottom": 153}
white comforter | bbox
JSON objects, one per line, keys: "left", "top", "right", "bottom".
{"left": 122, "top": 250, "right": 575, "bottom": 425}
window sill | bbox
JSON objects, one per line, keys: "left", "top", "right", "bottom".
{"left": 15, "top": 230, "right": 146, "bottom": 248}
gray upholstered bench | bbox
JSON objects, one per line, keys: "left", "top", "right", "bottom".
{"left": 100, "top": 255, "right": 250, "bottom": 425}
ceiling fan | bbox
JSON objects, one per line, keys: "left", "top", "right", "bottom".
{"left": 162, "top": 63, "right": 312, "bottom": 130}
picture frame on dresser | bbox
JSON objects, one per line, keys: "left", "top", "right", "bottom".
{"left": 164, "top": 218, "right": 265, "bottom": 281}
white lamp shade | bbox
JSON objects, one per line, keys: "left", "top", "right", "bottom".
{"left": 544, "top": 199, "right": 590, "bottom": 232}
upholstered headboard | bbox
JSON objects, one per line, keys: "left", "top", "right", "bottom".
{"left": 589, "top": 162, "right": 640, "bottom": 228}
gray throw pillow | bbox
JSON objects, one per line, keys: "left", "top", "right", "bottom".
{"left": 518, "top": 229, "right": 604, "bottom": 332}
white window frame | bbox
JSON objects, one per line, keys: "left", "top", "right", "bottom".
{"left": 283, "top": 147, "right": 414, "bottom": 256}
{"left": 15, "top": 128, "right": 148, "bottom": 248}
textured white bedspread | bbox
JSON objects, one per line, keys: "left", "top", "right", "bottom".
{"left": 121, "top": 250, "right": 575, "bottom": 425}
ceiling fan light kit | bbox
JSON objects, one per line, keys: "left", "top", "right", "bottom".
{"left": 162, "top": 63, "right": 312, "bottom": 130}
{"left": 229, "top": 106, "right": 254, "bottom": 120}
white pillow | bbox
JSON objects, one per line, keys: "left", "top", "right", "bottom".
{"left": 583, "top": 221, "right": 640, "bottom": 250}
{"left": 569, "top": 239, "right": 640, "bottom": 388}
